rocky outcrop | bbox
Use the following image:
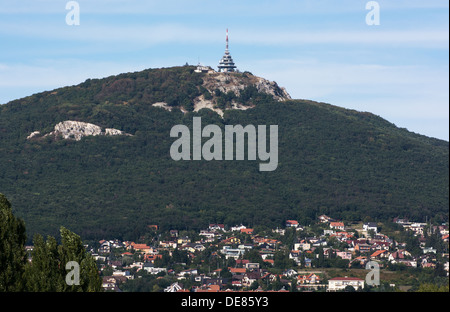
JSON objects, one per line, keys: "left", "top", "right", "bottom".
{"left": 253, "top": 76, "right": 291, "bottom": 102}
{"left": 201, "top": 71, "right": 291, "bottom": 102}
{"left": 27, "top": 131, "right": 41, "bottom": 140}
{"left": 151, "top": 102, "right": 174, "bottom": 112}
{"left": 27, "top": 120, "right": 132, "bottom": 141}
{"left": 152, "top": 71, "right": 291, "bottom": 117}
{"left": 54, "top": 121, "right": 102, "bottom": 140}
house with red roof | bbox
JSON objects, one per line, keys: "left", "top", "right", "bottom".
{"left": 370, "top": 249, "right": 388, "bottom": 259}
{"left": 286, "top": 220, "right": 299, "bottom": 228}
{"left": 240, "top": 228, "right": 254, "bottom": 235}
{"left": 328, "top": 277, "right": 365, "bottom": 291}
{"left": 330, "top": 222, "right": 345, "bottom": 231}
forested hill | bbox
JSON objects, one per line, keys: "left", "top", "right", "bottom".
{"left": 0, "top": 65, "right": 448, "bottom": 242}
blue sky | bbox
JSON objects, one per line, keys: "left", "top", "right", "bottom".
{"left": 0, "top": 0, "right": 448, "bottom": 140}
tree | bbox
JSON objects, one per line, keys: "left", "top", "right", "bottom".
{"left": 24, "top": 234, "right": 62, "bottom": 291}
{"left": 25, "top": 226, "right": 102, "bottom": 292}
{"left": 344, "top": 285, "right": 356, "bottom": 292}
{"left": 0, "top": 194, "right": 27, "bottom": 291}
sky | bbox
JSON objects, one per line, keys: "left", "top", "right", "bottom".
{"left": 0, "top": 0, "right": 448, "bottom": 141}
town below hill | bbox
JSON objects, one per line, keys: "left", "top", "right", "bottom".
{"left": 68, "top": 215, "right": 449, "bottom": 292}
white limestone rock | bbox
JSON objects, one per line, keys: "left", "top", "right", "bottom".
{"left": 27, "top": 131, "right": 41, "bottom": 140}
{"left": 28, "top": 120, "right": 132, "bottom": 141}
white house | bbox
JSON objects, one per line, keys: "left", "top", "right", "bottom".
{"left": 231, "top": 224, "right": 247, "bottom": 232}
{"left": 328, "top": 277, "right": 365, "bottom": 291}
{"left": 221, "top": 246, "right": 245, "bottom": 260}
{"left": 363, "top": 222, "right": 378, "bottom": 234}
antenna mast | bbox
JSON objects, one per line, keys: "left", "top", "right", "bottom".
{"left": 226, "top": 28, "right": 229, "bottom": 51}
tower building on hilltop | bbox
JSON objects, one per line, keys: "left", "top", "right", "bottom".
{"left": 218, "top": 29, "right": 237, "bottom": 73}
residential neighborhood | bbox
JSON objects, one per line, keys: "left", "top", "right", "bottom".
{"left": 81, "top": 216, "right": 449, "bottom": 292}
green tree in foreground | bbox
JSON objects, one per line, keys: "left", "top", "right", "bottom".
{"left": 1, "top": 193, "right": 101, "bottom": 292}
{"left": 25, "top": 227, "right": 102, "bottom": 292}
{"left": 0, "top": 194, "right": 27, "bottom": 291}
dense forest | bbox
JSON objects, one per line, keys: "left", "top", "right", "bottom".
{"left": 0, "top": 65, "right": 448, "bottom": 243}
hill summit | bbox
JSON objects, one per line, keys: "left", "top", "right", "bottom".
{"left": 0, "top": 65, "right": 448, "bottom": 241}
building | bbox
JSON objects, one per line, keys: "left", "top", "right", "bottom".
{"left": 328, "top": 277, "right": 365, "bottom": 291}
{"left": 318, "top": 215, "right": 334, "bottom": 223}
{"left": 363, "top": 222, "right": 378, "bottom": 234}
{"left": 218, "top": 29, "right": 237, "bottom": 72}
{"left": 194, "top": 64, "right": 213, "bottom": 73}
{"left": 330, "top": 222, "right": 345, "bottom": 231}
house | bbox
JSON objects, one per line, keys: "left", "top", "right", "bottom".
{"left": 294, "top": 241, "right": 311, "bottom": 251}
{"left": 238, "top": 243, "right": 253, "bottom": 250}
{"left": 286, "top": 220, "right": 299, "bottom": 228}
{"left": 129, "top": 243, "right": 152, "bottom": 253}
{"left": 363, "top": 222, "right": 378, "bottom": 234}
{"left": 159, "top": 241, "right": 177, "bottom": 249}
{"left": 129, "top": 261, "right": 143, "bottom": 270}
{"left": 209, "top": 224, "right": 225, "bottom": 232}
{"left": 409, "top": 223, "right": 426, "bottom": 235}
{"left": 112, "top": 270, "right": 133, "bottom": 280}
{"left": 221, "top": 236, "right": 241, "bottom": 245}
{"left": 393, "top": 217, "right": 409, "bottom": 225}
{"left": 336, "top": 251, "right": 352, "bottom": 260}
{"left": 194, "top": 64, "right": 214, "bottom": 73}
{"left": 199, "top": 230, "right": 218, "bottom": 240}
{"left": 143, "top": 254, "right": 162, "bottom": 263}
{"left": 231, "top": 224, "right": 247, "bottom": 232}
{"left": 143, "top": 262, "right": 167, "bottom": 274}
{"left": 229, "top": 267, "right": 246, "bottom": 275}
{"left": 221, "top": 246, "right": 245, "bottom": 260}
{"left": 297, "top": 273, "right": 321, "bottom": 284}
{"left": 263, "top": 259, "right": 274, "bottom": 266}
{"left": 259, "top": 250, "right": 275, "bottom": 260}
{"left": 242, "top": 271, "right": 262, "bottom": 287}
{"left": 178, "top": 269, "right": 198, "bottom": 278}
{"left": 350, "top": 256, "right": 368, "bottom": 267}
{"left": 102, "top": 276, "right": 125, "bottom": 292}
{"left": 240, "top": 228, "right": 254, "bottom": 235}
{"left": 273, "top": 228, "right": 286, "bottom": 235}
{"left": 393, "top": 259, "right": 417, "bottom": 267}
{"left": 289, "top": 250, "right": 302, "bottom": 264}
{"left": 182, "top": 242, "right": 205, "bottom": 253}
{"left": 99, "top": 240, "right": 111, "bottom": 254}
{"left": 388, "top": 249, "right": 411, "bottom": 261}
{"left": 245, "top": 263, "right": 260, "bottom": 270}
{"left": 422, "top": 247, "right": 437, "bottom": 254}
{"left": 232, "top": 276, "right": 243, "bottom": 287}
{"left": 177, "top": 236, "right": 191, "bottom": 245}
{"left": 283, "top": 269, "right": 297, "bottom": 278}
{"left": 328, "top": 277, "right": 365, "bottom": 291}
{"left": 318, "top": 215, "right": 334, "bottom": 223}
{"left": 355, "top": 243, "right": 372, "bottom": 253}
{"left": 236, "top": 259, "right": 250, "bottom": 266}
{"left": 330, "top": 222, "right": 345, "bottom": 231}
{"left": 370, "top": 249, "right": 388, "bottom": 259}
{"left": 312, "top": 239, "right": 327, "bottom": 247}
{"left": 371, "top": 241, "right": 390, "bottom": 251}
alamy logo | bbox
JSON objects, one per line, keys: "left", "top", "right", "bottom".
{"left": 65, "top": 261, "right": 80, "bottom": 286}
{"left": 170, "top": 117, "right": 278, "bottom": 171}
{"left": 365, "top": 260, "right": 380, "bottom": 286}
